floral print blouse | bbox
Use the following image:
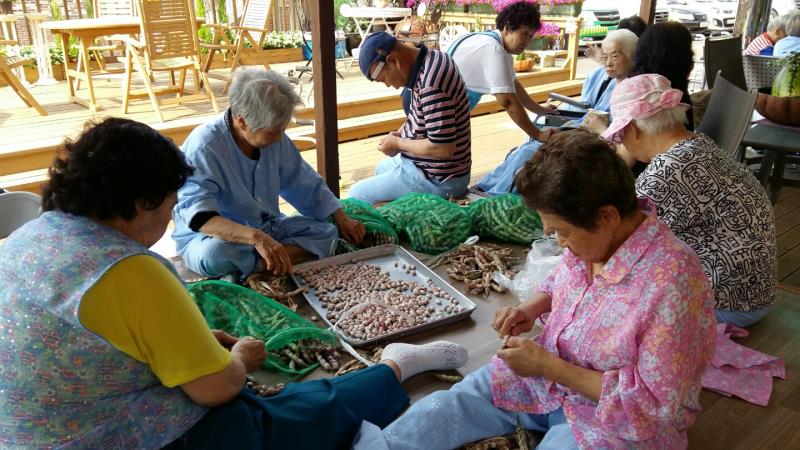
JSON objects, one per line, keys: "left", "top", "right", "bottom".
{"left": 491, "top": 200, "right": 716, "bottom": 449}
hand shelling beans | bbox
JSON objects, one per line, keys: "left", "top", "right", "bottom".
{"left": 429, "top": 244, "right": 520, "bottom": 297}
{"left": 271, "top": 339, "right": 343, "bottom": 372}
{"left": 245, "top": 273, "right": 307, "bottom": 311}
{"left": 245, "top": 375, "right": 285, "bottom": 398}
{"left": 295, "top": 262, "right": 467, "bottom": 342}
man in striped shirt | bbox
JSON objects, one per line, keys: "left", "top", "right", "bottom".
{"left": 349, "top": 32, "right": 472, "bottom": 205}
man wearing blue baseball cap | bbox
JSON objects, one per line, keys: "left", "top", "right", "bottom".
{"left": 348, "top": 32, "right": 472, "bottom": 205}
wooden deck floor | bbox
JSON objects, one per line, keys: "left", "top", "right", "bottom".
{"left": 0, "top": 60, "right": 389, "bottom": 149}
{"left": 0, "top": 60, "right": 575, "bottom": 150}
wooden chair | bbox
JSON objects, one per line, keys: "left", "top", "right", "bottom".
{"left": 0, "top": 22, "right": 47, "bottom": 116}
{"left": 122, "top": 0, "right": 219, "bottom": 122}
{"left": 0, "top": 14, "right": 47, "bottom": 116}
{"left": 200, "top": 0, "right": 273, "bottom": 94}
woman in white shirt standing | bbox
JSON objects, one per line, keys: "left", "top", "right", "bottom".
{"left": 445, "top": 1, "right": 555, "bottom": 143}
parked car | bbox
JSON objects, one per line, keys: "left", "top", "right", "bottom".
{"left": 692, "top": 0, "right": 736, "bottom": 32}
{"left": 579, "top": 0, "right": 621, "bottom": 43}
{"left": 666, "top": 1, "right": 710, "bottom": 34}
{"left": 615, "top": 0, "right": 670, "bottom": 22}
{"left": 653, "top": 6, "right": 671, "bottom": 23}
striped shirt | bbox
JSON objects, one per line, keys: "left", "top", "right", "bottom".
{"left": 401, "top": 47, "right": 471, "bottom": 181}
{"left": 744, "top": 32, "right": 774, "bottom": 56}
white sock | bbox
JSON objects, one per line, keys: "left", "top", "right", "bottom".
{"left": 381, "top": 341, "right": 468, "bottom": 382}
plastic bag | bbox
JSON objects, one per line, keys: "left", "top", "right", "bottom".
{"left": 493, "top": 237, "right": 562, "bottom": 302}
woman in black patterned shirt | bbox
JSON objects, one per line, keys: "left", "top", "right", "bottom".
{"left": 601, "top": 74, "right": 777, "bottom": 327}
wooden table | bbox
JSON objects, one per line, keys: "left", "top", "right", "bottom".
{"left": 340, "top": 6, "right": 412, "bottom": 41}
{"left": 41, "top": 17, "right": 141, "bottom": 113}
{"left": 41, "top": 17, "right": 204, "bottom": 113}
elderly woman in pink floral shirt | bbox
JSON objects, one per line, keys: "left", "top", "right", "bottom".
{"left": 354, "top": 130, "right": 716, "bottom": 450}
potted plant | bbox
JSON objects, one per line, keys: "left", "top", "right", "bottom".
{"left": 514, "top": 51, "right": 533, "bottom": 72}
{"left": 755, "top": 52, "right": 800, "bottom": 127}
{"left": 527, "top": 21, "right": 560, "bottom": 50}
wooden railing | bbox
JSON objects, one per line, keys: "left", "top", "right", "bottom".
{"left": 436, "top": 12, "right": 583, "bottom": 80}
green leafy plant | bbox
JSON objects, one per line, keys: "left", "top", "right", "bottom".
{"left": 19, "top": 37, "right": 79, "bottom": 67}
{"left": 334, "top": 0, "right": 351, "bottom": 29}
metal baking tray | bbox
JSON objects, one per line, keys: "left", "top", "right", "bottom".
{"left": 290, "top": 245, "right": 477, "bottom": 347}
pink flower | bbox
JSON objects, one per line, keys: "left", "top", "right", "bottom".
{"left": 536, "top": 21, "right": 561, "bottom": 37}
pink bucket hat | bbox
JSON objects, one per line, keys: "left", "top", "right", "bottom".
{"left": 600, "top": 74, "right": 690, "bottom": 144}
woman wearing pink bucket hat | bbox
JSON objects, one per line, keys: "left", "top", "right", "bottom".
{"left": 602, "top": 74, "right": 778, "bottom": 327}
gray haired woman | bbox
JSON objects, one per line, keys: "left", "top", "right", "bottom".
{"left": 774, "top": 10, "right": 800, "bottom": 57}
{"left": 172, "top": 68, "right": 365, "bottom": 280}
{"left": 602, "top": 73, "right": 778, "bottom": 327}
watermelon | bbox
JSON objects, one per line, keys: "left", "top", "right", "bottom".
{"left": 771, "top": 53, "right": 800, "bottom": 98}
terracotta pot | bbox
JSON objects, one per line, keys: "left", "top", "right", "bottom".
{"left": 514, "top": 59, "right": 533, "bottom": 72}
{"left": 755, "top": 93, "right": 800, "bottom": 127}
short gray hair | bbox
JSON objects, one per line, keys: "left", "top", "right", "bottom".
{"left": 767, "top": 14, "right": 786, "bottom": 33}
{"left": 228, "top": 68, "right": 302, "bottom": 131}
{"left": 602, "top": 29, "right": 638, "bottom": 63}
{"left": 784, "top": 11, "right": 800, "bottom": 36}
{"left": 633, "top": 92, "right": 687, "bottom": 135}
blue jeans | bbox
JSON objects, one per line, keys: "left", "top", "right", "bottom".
{"left": 476, "top": 141, "right": 543, "bottom": 196}
{"left": 348, "top": 154, "right": 470, "bottom": 204}
{"left": 715, "top": 305, "right": 774, "bottom": 327}
{"left": 352, "top": 364, "right": 579, "bottom": 450}
{"left": 180, "top": 215, "right": 338, "bottom": 278}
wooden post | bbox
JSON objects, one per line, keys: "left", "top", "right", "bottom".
{"left": 639, "top": 0, "right": 657, "bottom": 25}
{"left": 308, "top": 0, "right": 340, "bottom": 197}
{"left": 565, "top": 17, "right": 581, "bottom": 81}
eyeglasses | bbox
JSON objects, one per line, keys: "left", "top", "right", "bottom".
{"left": 370, "top": 60, "right": 385, "bottom": 80}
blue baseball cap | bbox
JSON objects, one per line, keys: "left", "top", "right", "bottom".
{"left": 358, "top": 32, "right": 396, "bottom": 81}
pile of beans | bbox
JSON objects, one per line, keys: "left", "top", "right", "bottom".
{"left": 295, "top": 262, "right": 466, "bottom": 341}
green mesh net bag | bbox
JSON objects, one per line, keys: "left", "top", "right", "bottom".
{"left": 467, "top": 194, "right": 544, "bottom": 245}
{"left": 379, "top": 193, "right": 449, "bottom": 230}
{"left": 380, "top": 193, "right": 472, "bottom": 254}
{"left": 187, "top": 280, "right": 331, "bottom": 375}
{"left": 338, "top": 198, "right": 398, "bottom": 247}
